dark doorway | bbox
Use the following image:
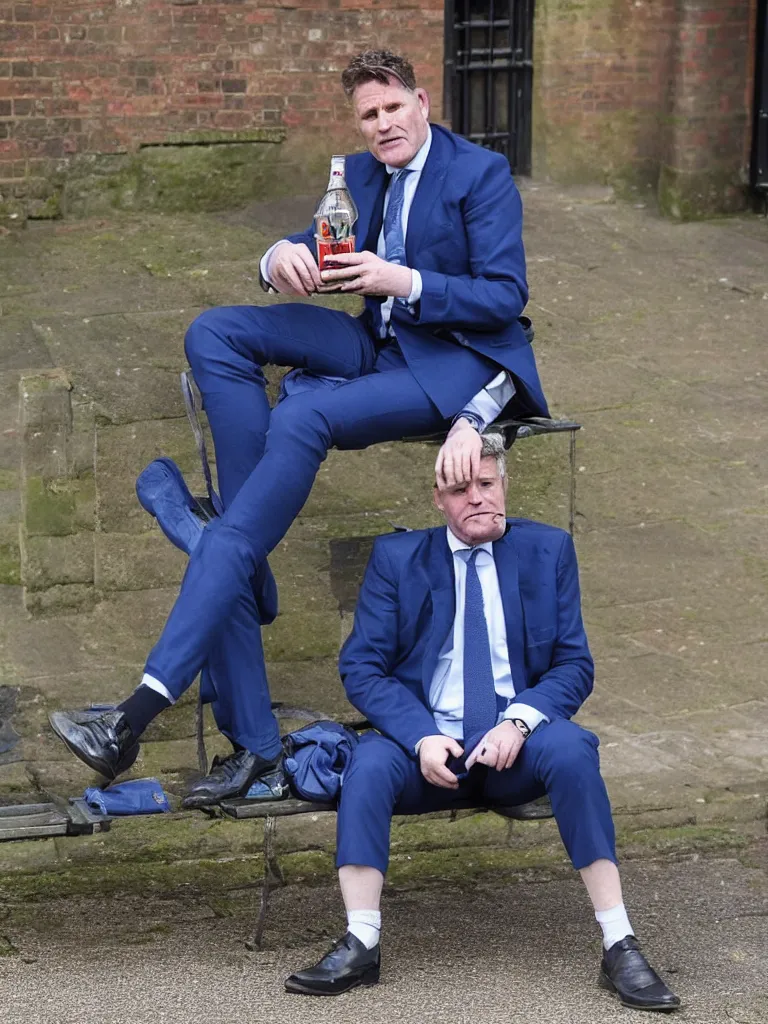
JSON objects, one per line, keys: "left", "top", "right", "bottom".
{"left": 752, "top": 0, "right": 768, "bottom": 192}
{"left": 443, "top": 0, "right": 535, "bottom": 174}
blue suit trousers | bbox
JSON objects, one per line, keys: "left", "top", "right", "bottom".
{"left": 336, "top": 721, "right": 617, "bottom": 874}
{"left": 144, "top": 304, "right": 454, "bottom": 755}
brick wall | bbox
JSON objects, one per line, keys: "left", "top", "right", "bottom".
{"left": 0, "top": 0, "right": 444, "bottom": 203}
{"left": 534, "top": 0, "right": 758, "bottom": 215}
{"left": 534, "top": 0, "right": 680, "bottom": 189}
{"left": 659, "top": 0, "right": 756, "bottom": 215}
{"left": 0, "top": 0, "right": 759, "bottom": 218}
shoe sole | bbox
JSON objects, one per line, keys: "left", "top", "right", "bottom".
{"left": 48, "top": 712, "right": 120, "bottom": 780}
{"left": 598, "top": 970, "right": 681, "bottom": 1012}
{"left": 284, "top": 966, "right": 380, "bottom": 996}
{"left": 136, "top": 458, "right": 203, "bottom": 554}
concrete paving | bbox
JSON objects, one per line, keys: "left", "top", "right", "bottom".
{"left": 1, "top": 850, "right": 768, "bottom": 1023}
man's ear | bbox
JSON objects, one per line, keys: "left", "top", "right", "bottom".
{"left": 416, "top": 87, "right": 430, "bottom": 120}
{"left": 433, "top": 486, "right": 444, "bottom": 513}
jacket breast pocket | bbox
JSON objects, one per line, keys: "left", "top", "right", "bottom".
{"left": 527, "top": 625, "right": 555, "bottom": 647}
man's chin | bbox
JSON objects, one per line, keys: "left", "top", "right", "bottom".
{"left": 461, "top": 515, "right": 506, "bottom": 544}
{"left": 377, "top": 140, "right": 409, "bottom": 164}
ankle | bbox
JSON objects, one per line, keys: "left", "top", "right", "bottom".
{"left": 346, "top": 909, "right": 381, "bottom": 950}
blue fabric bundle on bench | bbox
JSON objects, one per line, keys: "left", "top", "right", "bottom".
{"left": 282, "top": 721, "right": 360, "bottom": 803}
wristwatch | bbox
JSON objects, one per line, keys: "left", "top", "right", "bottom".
{"left": 510, "top": 718, "right": 531, "bottom": 739}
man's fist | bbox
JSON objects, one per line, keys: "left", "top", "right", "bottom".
{"left": 418, "top": 734, "right": 464, "bottom": 789}
{"left": 465, "top": 720, "right": 525, "bottom": 771}
{"left": 268, "top": 241, "right": 323, "bottom": 297}
{"left": 319, "top": 251, "right": 413, "bottom": 298}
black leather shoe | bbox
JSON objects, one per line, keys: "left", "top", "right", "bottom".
{"left": 181, "top": 749, "right": 284, "bottom": 809}
{"left": 48, "top": 709, "right": 137, "bottom": 780}
{"left": 600, "top": 935, "right": 681, "bottom": 1012}
{"left": 285, "top": 933, "right": 380, "bottom": 996}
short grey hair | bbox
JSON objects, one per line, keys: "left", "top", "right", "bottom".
{"left": 481, "top": 431, "right": 506, "bottom": 478}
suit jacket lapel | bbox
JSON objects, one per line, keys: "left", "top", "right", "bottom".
{"left": 421, "top": 528, "right": 456, "bottom": 698}
{"left": 405, "top": 125, "right": 450, "bottom": 265}
{"left": 493, "top": 527, "right": 528, "bottom": 693}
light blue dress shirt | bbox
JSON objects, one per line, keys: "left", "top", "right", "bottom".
{"left": 416, "top": 527, "right": 548, "bottom": 752}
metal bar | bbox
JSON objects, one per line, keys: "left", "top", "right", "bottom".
{"left": 507, "top": 0, "right": 515, "bottom": 165}
{"left": 462, "top": 1, "right": 471, "bottom": 137}
{"left": 443, "top": 0, "right": 455, "bottom": 124}
{"left": 751, "top": 0, "right": 768, "bottom": 190}
{"left": 196, "top": 686, "right": 208, "bottom": 776}
{"left": 454, "top": 59, "right": 532, "bottom": 71}
{"left": 486, "top": 0, "right": 495, "bottom": 141}
{"left": 247, "top": 815, "right": 278, "bottom": 950}
{"left": 455, "top": 19, "right": 510, "bottom": 28}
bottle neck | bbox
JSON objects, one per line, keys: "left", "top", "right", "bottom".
{"left": 326, "top": 156, "right": 346, "bottom": 190}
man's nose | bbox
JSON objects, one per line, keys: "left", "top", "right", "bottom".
{"left": 467, "top": 485, "right": 482, "bottom": 503}
{"left": 377, "top": 112, "right": 393, "bottom": 133}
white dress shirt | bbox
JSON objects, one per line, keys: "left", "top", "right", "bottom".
{"left": 260, "top": 127, "right": 516, "bottom": 431}
{"left": 418, "top": 527, "right": 548, "bottom": 750}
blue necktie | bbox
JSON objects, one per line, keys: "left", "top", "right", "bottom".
{"left": 375, "top": 168, "right": 413, "bottom": 335}
{"left": 462, "top": 549, "right": 498, "bottom": 754}
{"left": 383, "top": 167, "right": 412, "bottom": 266}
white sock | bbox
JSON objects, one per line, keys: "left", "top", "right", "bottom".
{"left": 595, "top": 902, "right": 634, "bottom": 951}
{"left": 346, "top": 909, "right": 381, "bottom": 950}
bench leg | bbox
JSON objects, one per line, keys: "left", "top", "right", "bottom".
{"left": 195, "top": 685, "right": 208, "bottom": 776}
{"left": 247, "top": 814, "right": 284, "bottom": 950}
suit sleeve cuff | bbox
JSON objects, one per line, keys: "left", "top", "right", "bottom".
{"left": 501, "top": 703, "right": 548, "bottom": 735}
{"left": 453, "top": 371, "right": 511, "bottom": 432}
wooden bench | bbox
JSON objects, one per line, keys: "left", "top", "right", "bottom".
{"left": 217, "top": 782, "right": 555, "bottom": 950}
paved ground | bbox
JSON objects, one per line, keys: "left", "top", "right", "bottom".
{"left": 1, "top": 850, "right": 768, "bottom": 1023}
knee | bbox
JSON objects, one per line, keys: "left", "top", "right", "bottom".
{"left": 536, "top": 720, "right": 600, "bottom": 776}
{"left": 344, "top": 736, "right": 407, "bottom": 796}
{"left": 195, "top": 519, "right": 262, "bottom": 576}
{"left": 184, "top": 307, "right": 248, "bottom": 371}
{"left": 184, "top": 309, "right": 217, "bottom": 368}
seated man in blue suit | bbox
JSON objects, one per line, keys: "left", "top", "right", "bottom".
{"left": 285, "top": 434, "right": 680, "bottom": 1012}
{"left": 48, "top": 49, "right": 549, "bottom": 807}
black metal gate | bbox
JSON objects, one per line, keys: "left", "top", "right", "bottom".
{"left": 443, "top": 0, "right": 535, "bottom": 174}
{"left": 752, "top": 0, "right": 768, "bottom": 192}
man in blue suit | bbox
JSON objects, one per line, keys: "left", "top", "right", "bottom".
{"left": 48, "top": 49, "right": 550, "bottom": 807}
{"left": 286, "top": 434, "right": 680, "bottom": 1012}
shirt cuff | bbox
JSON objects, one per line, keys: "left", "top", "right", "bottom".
{"left": 453, "top": 371, "right": 515, "bottom": 432}
{"left": 501, "top": 703, "right": 548, "bottom": 735}
{"left": 407, "top": 269, "right": 422, "bottom": 306}
{"left": 260, "top": 239, "right": 289, "bottom": 289}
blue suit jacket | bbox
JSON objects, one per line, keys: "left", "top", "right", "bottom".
{"left": 287, "top": 124, "right": 549, "bottom": 419}
{"left": 339, "top": 521, "right": 594, "bottom": 755}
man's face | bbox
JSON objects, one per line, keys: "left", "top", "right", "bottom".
{"left": 434, "top": 456, "right": 508, "bottom": 546}
{"left": 352, "top": 77, "right": 430, "bottom": 167}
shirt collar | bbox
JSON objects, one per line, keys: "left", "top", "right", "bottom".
{"left": 385, "top": 124, "right": 432, "bottom": 176}
{"left": 446, "top": 526, "right": 494, "bottom": 558}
